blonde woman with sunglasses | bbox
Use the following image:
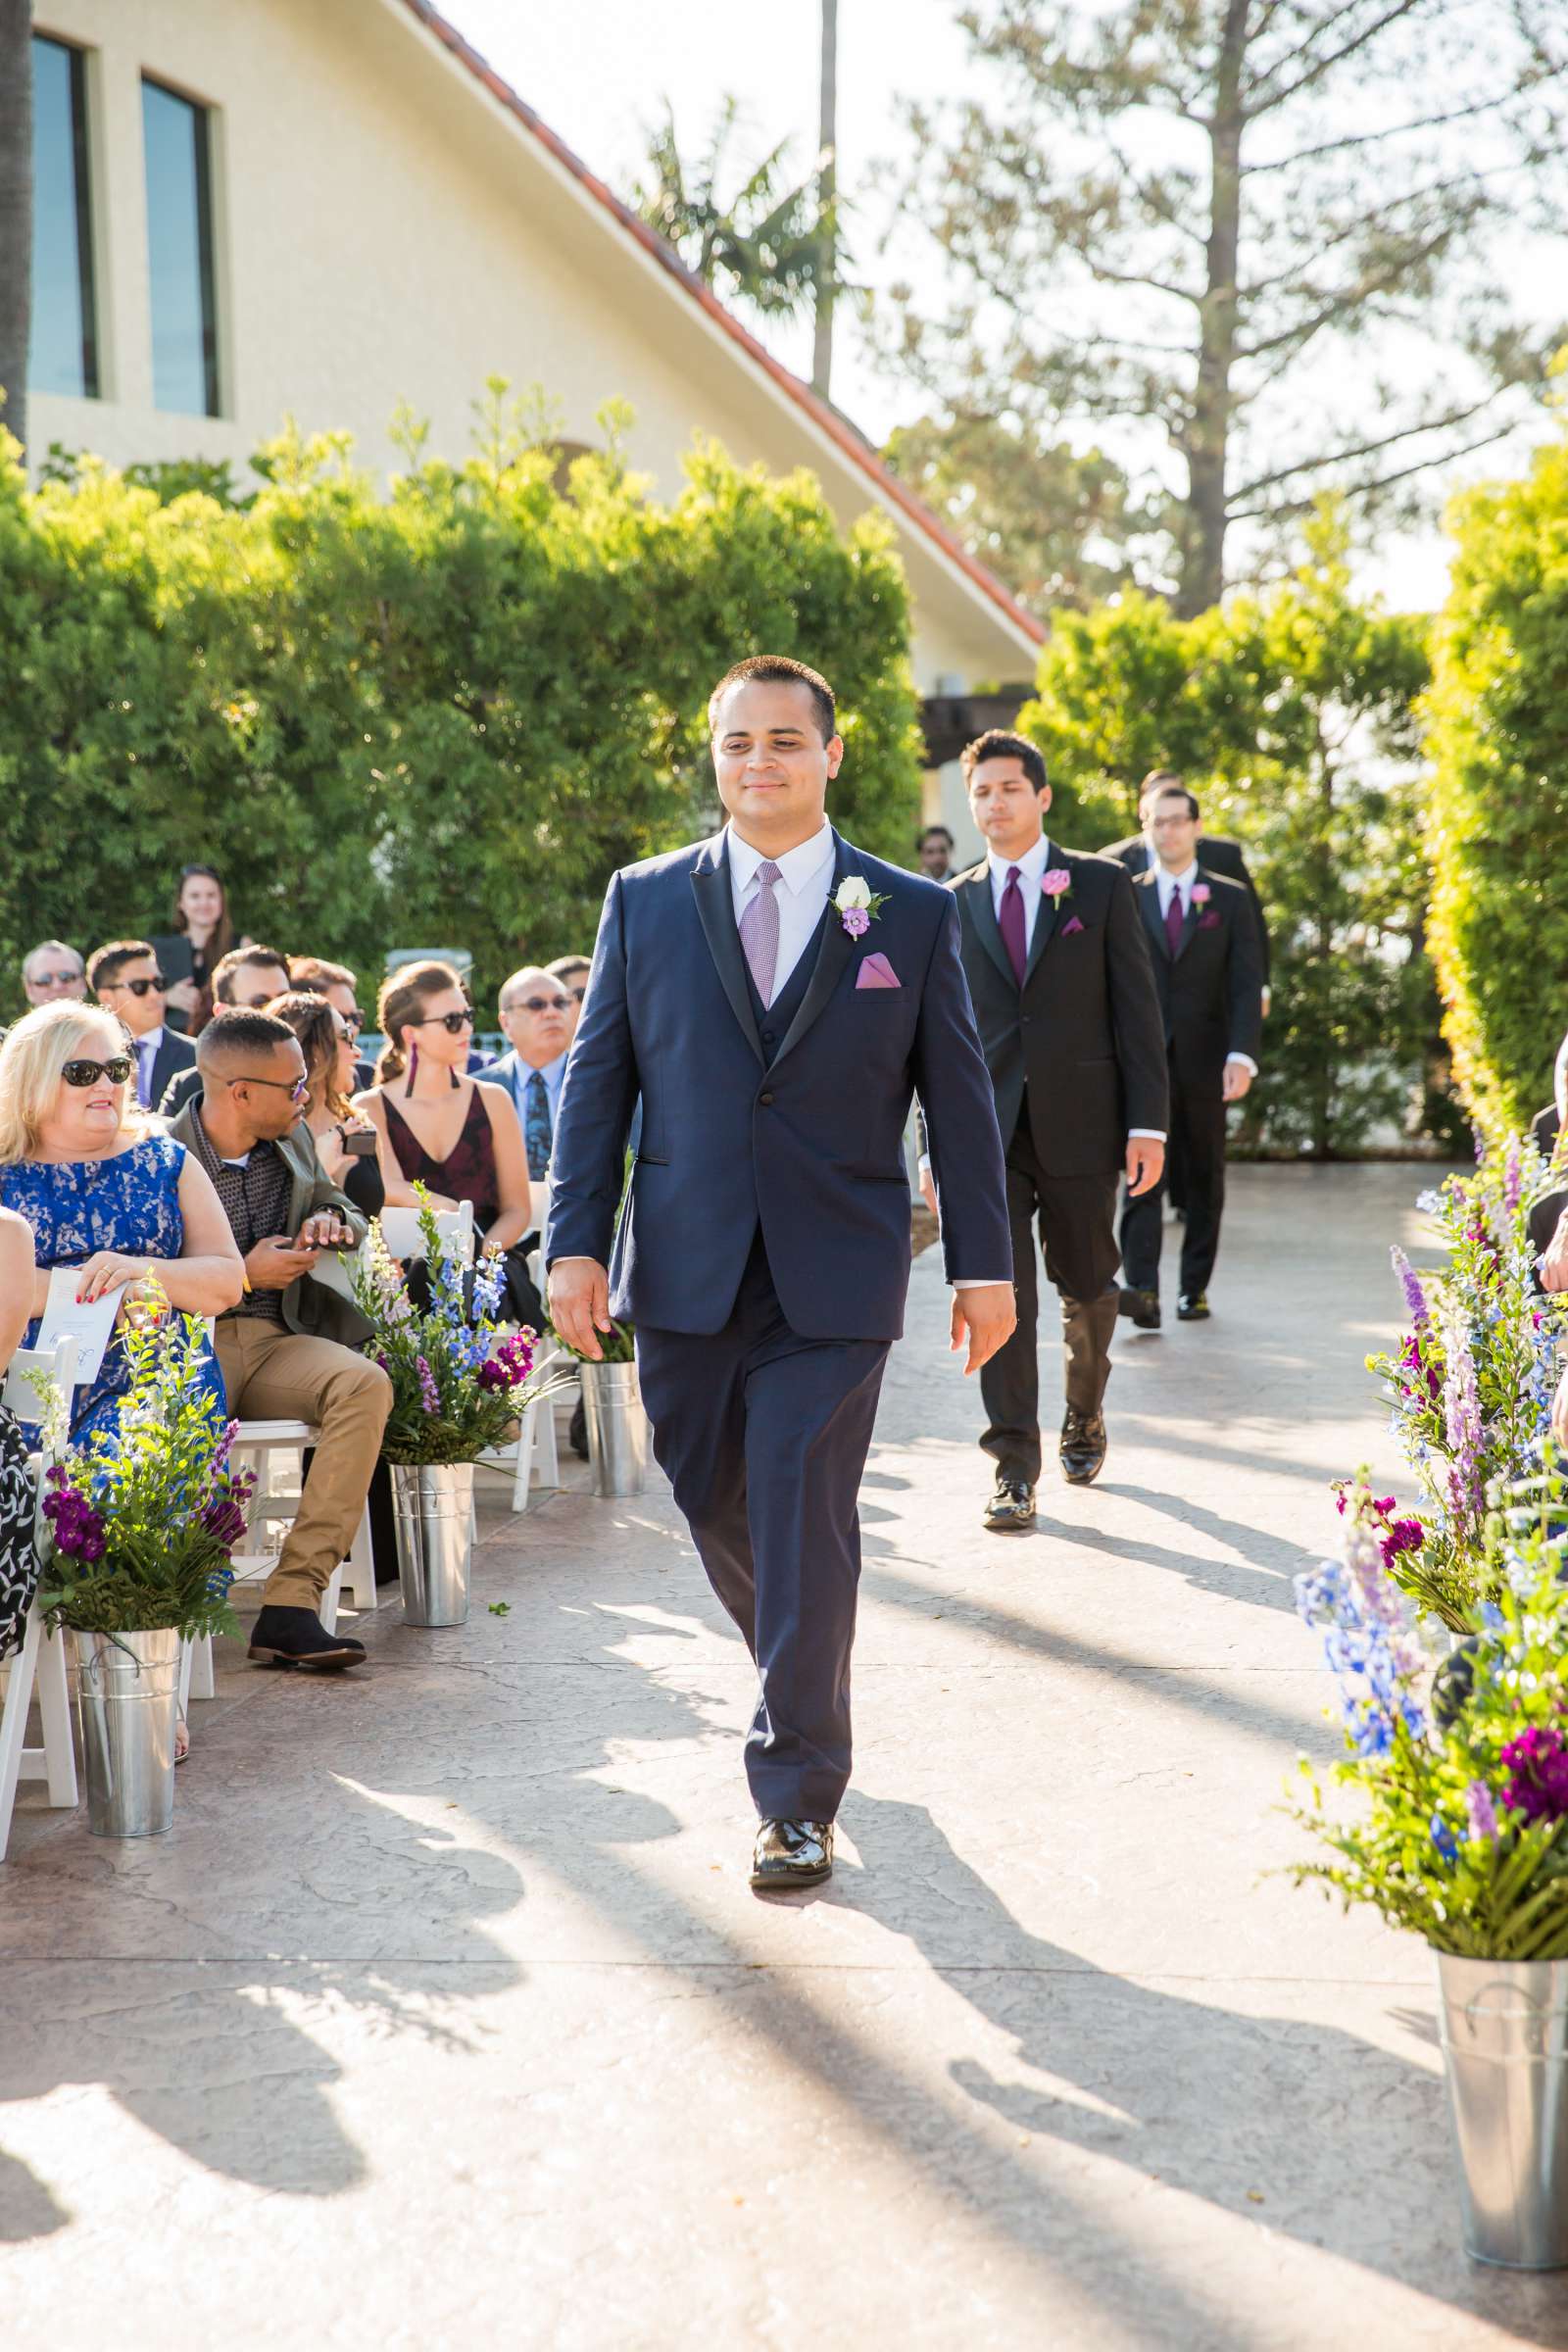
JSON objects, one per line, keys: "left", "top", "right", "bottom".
{"left": 0, "top": 1002, "right": 243, "bottom": 1449}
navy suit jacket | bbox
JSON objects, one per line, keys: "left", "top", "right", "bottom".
{"left": 548, "top": 828, "right": 1011, "bottom": 1341}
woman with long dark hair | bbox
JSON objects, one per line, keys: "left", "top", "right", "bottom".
{"left": 266, "top": 989, "right": 409, "bottom": 1219}
{"left": 152, "top": 864, "right": 246, "bottom": 1035}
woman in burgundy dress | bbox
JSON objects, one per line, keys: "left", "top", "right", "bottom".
{"left": 355, "top": 962, "right": 533, "bottom": 1314}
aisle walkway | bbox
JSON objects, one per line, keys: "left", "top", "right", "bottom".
{"left": 4, "top": 1167, "right": 1566, "bottom": 2350}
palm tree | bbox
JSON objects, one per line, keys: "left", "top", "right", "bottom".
{"left": 630, "top": 96, "right": 826, "bottom": 328}
{"left": 0, "top": 0, "right": 31, "bottom": 455}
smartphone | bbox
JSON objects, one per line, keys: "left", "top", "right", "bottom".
{"left": 343, "top": 1128, "right": 377, "bottom": 1157}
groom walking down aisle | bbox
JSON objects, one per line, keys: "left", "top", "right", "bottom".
{"left": 548, "top": 658, "right": 1014, "bottom": 1892}
{"left": 926, "top": 732, "right": 1168, "bottom": 1529}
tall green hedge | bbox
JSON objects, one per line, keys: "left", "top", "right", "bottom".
{"left": 0, "top": 413, "right": 923, "bottom": 1014}
{"left": 1423, "top": 424, "right": 1568, "bottom": 1129}
{"left": 1019, "top": 518, "right": 1438, "bottom": 1156}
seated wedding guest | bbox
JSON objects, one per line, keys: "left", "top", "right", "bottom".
{"left": 0, "top": 1206, "right": 45, "bottom": 1666}
{"left": 21, "top": 941, "right": 86, "bottom": 1008}
{"left": 544, "top": 956, "right": 593, "bottom": 1047}
{"left": 160, "top": 945, "right": 294, "bottom": 1117}
{"left": 0, "top": 1002, "right": 242, "bottom": 1445}
{"left": 87, "top": 939, "right": 196, "bottom": 1114}
{"left": 1531, "top": 1026, "right": 1568, "bottom": 1162}
{"left": 916, "top": 823, "right": 956, "bottom": 883}
{"left": 268, "top": 989, "right": 410, "bottom": 1218}
{"left": 151, "top": 863, "right": 246, "bottom": 1035}
{"left": 357, "top": 961, "right": 533, "bottom": 1314}
{"left": 169, "top": 1008, "right": 390, "bottom": 1672}
{"left": 474, "top": 967, "right": 574, "bottom": 1181}
{"left": 290, "top": 955, "right": 374, "bottom": 1089}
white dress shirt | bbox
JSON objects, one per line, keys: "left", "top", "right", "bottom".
{"left": 986, "top": 832, "right": 1054, "bottom": 951}
{"left": 727, "top": 820, "right": 838, "bottom": 999}
{"left": 1154, "top": 859, "right": 1257, "bottom": 1075}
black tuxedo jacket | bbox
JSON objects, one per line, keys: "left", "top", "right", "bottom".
{"left": 944, "top": 845, "right": 1167, "bottom": 1178}
{"left": 146, "top": 1028, "right": 196, "bottom": 1109}
{"left": 1132, "top": 866, "right": 1264, "bottom": 1097}
{"left": 1102, "top": 831, "right": 1269, "bottom": 982}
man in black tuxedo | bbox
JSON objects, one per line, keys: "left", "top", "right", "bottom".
{"left": 86, "top": 939, "right": 196, "bottom": 1111}
{"left": 924, "top": 730, "right": 1167, "bottom": 1526}
{"left": 1101, "top": 769, "right": 1269, "bottom": 994}
{"left": 1118, "top": 780, "right": 1264, "bottom": 1326}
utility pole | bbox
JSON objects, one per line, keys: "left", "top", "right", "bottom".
{"left": 811, "top": 0, "right": 836, "bottom": 402}
{"left": 0, "top": 0, "right": 34, "bottom": 456}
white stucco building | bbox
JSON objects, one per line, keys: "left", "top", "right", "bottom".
{"left": 24, "top": 0, "right": 1043, "bottom": 852}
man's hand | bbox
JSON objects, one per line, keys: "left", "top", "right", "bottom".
{"left": 1542, "top": 1209, "right": 1568, "bottom": 1295}
{"left": 950, "top": 1283, "right": 1016, "bottom": 1375}
{"left": 549, "top": 1257, "right": 612, "bottom": 1360}
{"left": 1261, "top": 986, "right": 1272, "bottom": 1020}
{"left": 295, "top": 1210, "right": 356, "bottom": 1251}
{"left": 1125, "top": 1136, "right": 1165, "bottom": 1199}
{"left": 919, "top": 1163, "right": 938, "bottom": 1217}
{"left": 1222, "top": 1057, "right": 1254, "bottom": 1103}
{"left": 245, "top": 1235, "right": 324, "bottom": 1291}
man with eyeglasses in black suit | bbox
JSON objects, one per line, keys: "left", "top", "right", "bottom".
{"left": 87, "top": 939, "right": 196, "bottom": 1112}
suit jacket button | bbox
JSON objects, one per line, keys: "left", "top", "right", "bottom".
{"left": 760, "top": 1091, "right": 774, "bottom": 1105}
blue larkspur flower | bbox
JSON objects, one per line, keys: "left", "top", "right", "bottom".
{"left": 1430, "top": 1814, "right": 1459, "bottom": 1863}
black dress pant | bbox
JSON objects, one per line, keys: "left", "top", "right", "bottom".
{"left": 1121, "top": 1065, "right": 1228, "bottom": 1298}
{"left": 979, "top": 1104, "right": 1121, "bottom": 1486}
{"left": 635, "top": 1233, "right": 889, "bottom": 1823}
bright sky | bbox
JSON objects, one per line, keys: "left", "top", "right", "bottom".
{"left": 439, "top": 0, "right": 1556, "bottom": 614}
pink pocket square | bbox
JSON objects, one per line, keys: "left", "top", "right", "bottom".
{"left": 1061, "top": 914, "right": 1085, "bottom": 937}
{"left": 856, "top": 952, "right": 902, "bottom": 990}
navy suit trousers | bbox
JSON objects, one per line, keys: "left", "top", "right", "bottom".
{"left": 635, "top": 1232, "right": 889, "bottom": 1822}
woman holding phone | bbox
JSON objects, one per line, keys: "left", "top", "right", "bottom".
{"left": 266, "top": 991, "right": 410, "bottom": 1219}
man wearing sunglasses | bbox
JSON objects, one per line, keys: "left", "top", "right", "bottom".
{"left": 476, "top": 966, "right": 576, "bottom": 1182}
{"left": 21, "top": 940, "right": 86, "bottom": 1006}
{"left": 167, "top": 1006, "right": 392, "bottom": 1673}
{"left": 87, "top": 938, "right": 196, "bottom": 1112}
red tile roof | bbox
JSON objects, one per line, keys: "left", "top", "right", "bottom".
{"left": 396, "top": 0, "right": 1047, "bottom": 651}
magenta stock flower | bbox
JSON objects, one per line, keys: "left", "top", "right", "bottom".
{"left": 1500, "top": 1728, "right": 1568, "bottom": 1825}
{"left": 1379, "top": 1516, "right": 1425, "bottom": 1570}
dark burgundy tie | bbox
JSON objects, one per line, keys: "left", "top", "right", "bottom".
{"left": 999, "top": 865, "right": 1028, "bottom": 988}
{"left": 1165, "top": 886, "right": 1185, "bottom": 957}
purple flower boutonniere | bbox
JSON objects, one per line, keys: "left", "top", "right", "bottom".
{"left": 1192, "top": 882, "right": 1212, "bottom": 908}
{"left": 833, "top": 875, "right": 891, "bottom": 938}
{"left": 1042, "top": 867, "right": 1073, "bottom": 902}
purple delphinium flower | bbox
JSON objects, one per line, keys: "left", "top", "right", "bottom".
{"left": 1391, "top": 1247, "right": 1431, "bottom": 1334}
{"left": 841, "top": 907, "right": 871, "bottom": 939}
{"left": 1500, "top": 1727, "right": 1568, "bottom": 1824}
{"left": 1466, "top": 1782, "right": 1500, "bottom": 1841}
{"left": 1504, "top": 1143, "right": 1523, "bottom": 1217}
{"left": 1442, "top": 1311, "right": 1484, "bottom": 1528}
{"left": 416, "top": 1354, "right": 440, "bottom": 1414}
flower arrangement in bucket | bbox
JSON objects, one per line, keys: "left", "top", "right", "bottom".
{"left": 1288, "top": 1473, "right": 1568, "bottom": 2267}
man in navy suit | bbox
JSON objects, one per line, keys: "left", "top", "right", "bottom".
{"left": 549, "top": 657, "right": 1014, "bottom": 1892}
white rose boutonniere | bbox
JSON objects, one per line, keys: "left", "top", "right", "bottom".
{"left": 833, "top": 874, "right": 890, "bottom": 938}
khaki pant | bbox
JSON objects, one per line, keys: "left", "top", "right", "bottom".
{"left": 215, "top": 1318, "right": 392, "bottom": 1610}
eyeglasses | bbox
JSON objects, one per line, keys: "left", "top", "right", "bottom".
{"left": 1150, "top": 812, "right": 1195, "bottom": 830}
{"left": 63, "top": 1056, "right": 134, "bottom": 1088}
{"left": 30, "top": 970, "right": 83, "bottom": 989}
{"left": 412, "top": 1010, "right": 474, "bottom": 1034}
{"left": 563, "top": 986, "right": 587, "bottom": 1004}
{"left": 227, "top": 1071, "right": 311, "bottom": 1102}
{"left": 108, "top": 973, "right": 168, "bottom": 998}
{"left": 506, "top": 995, "right": 571, "bottom": 1016}
{"left": 341, "top": 1009, "right": 364, "bottom": 1038}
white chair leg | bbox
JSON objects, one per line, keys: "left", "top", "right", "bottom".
{"left": 33, "top": 1627, "right": 77, "bottom": 1807}
{"left": 337, "top": 1502, "right": 378, "bottom": 1611}
{"left": 535, "top": 1384, "right": 561, "bottom": 1489}
{"left": 188, "top": 1633, "right": 215, "bottom": 1701}
{"left": 512, "top": 1399, "right": 537, "bottom": 1514}
{"left": 0, "top": 1614, "right": 42, "bottom": 1863}
{"left": 320, "top": 1565, "right": 344, "bottom": 1636}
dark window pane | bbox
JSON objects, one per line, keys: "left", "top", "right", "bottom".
{"left": 142, "top": 79, "right": 219, "bottom": 416}
{"left": 29, "top": 36, "right": 98, "bottom": 399}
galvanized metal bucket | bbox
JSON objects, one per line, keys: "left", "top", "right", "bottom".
{"left": 391, "top": 1462, "right": 473, "bottom": 1627}
{"left": 1436, "top": 1951, "right": 1568, "bottom": 2268}
{"left": 76, "top": 1627, "right": 180, "bottom": 1838}
{"left": 581, "top": 1360, "right": 648, "bottom": 1498}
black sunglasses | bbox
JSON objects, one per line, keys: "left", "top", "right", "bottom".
{"left": 63, "top": 1056, "right": 134, "bottom": 1088}
{"left": 341, "top": 1009, "right": 364, "bottom": 1037}
{"left": 227, "top": 1071, "right": 311, "bottom": 1102}
{"left": 509, "top": 994, "right": 571, "bottom": 1015}
{"left": 413, "top": 1009, "right": 473, "bottom": 1034}
{"left": 110, "top": 973, "right": 168, "bottom": 997}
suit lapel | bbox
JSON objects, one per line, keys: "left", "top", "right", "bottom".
{"left": 690, "top": 836, "right": 764, "bottom": 1064}
{"left": 1024, "top": 842, "right": 1060, "bottom": 983}
{"left": 1173, "top": 865, "right": 1207, "bottom": 961}
{"left": 1137, "top": 870, "right": 1171, "bottom": 962}
{"left": 962, "top": 862, "right": 1017, "bottom": 993}
{"left": 774, "top": 831, "right": 857, "bottom": 1065}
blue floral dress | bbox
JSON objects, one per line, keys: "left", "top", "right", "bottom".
{"left": 3, "top": 1135, "right": 226, "bottom": 1447}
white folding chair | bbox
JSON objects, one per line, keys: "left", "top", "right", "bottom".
{"left": 0, "top": 1339, "right": 83, "bottom": 1860}
{"left": 378, "top": 1200, "right": 475, "bottom": 1266}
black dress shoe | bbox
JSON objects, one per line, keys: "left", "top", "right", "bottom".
{"left": 1118, "top": 1285, "right": 1161, "bottom": 1330}
{"left": 983, "top": 1476, "right": 1036, "bottom": 1532}
{"left": 248, "top": 1605, "right": 367, "bottom": 1671}
{"left": 1060, "top": 1409, "right": 1107, "bottom": 1485}
{"left": 751, "top": 1818, "right": 834, "bottom": 1891}
{"left": 1177, "top": 1292, "right": 1211, "bottom": 1321}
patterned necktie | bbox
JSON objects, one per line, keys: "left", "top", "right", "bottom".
{"left": 1165, "top": 884, "right": 1185, "bottom": 957}
{"left": 136, "top": 1037, "right": 155, "bottom": 1109}
{"left": 524, "top": 1069, "right": 553, "bottom": 1179}
{"left": 998, "top": 865, "right": 1028, "bottom": 989}
{"left": 739, "top": 858, "right": 782, "bottom": 1005}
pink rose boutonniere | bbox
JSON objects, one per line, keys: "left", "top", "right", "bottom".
{"left": 1042, "top": 867, "right": 1073, "bottom": 901}
{"left": 1192, "top": 883, "right": 1212, "bottom": 907}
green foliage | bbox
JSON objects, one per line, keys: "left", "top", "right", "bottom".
{"left": 0, "top": 396, "right": 922, "bottom": 1012}
{"left": 1018, "top": 516, "right": 1436, "bottom": 1154}
{"left": 1423, "top": 416, "right": 1568, "bottom": 1130}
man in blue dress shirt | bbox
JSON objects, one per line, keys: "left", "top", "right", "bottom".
{"left": 474, "top": 969, "right": 575, "bottom": 1178}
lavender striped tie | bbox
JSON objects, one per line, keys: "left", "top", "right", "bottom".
{"left": 739, "top": 859, "right": 782, "bottom": 1004}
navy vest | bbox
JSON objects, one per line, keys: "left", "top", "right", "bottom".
{"left": 743, "top": 906, "right": 829, "bottom": 1066}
